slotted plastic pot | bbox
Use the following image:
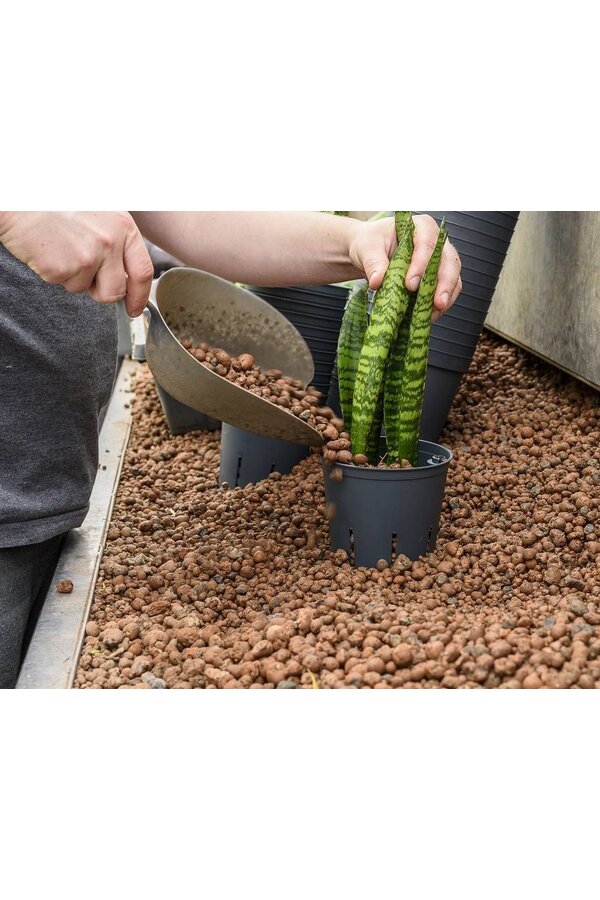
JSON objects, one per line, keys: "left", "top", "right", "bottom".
{"left": 323, "top": 440, "right": 453, "bottom": 568}
{"left": 219, "top": 423, "right": 309, "bottom": 487}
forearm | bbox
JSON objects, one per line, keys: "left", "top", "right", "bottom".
{"left": 131, "top": 211, "right": 365, "bottom": 286}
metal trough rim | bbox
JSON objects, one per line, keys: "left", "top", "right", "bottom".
{"left": 16, "top": 359, "right": 136, "bottom": 689}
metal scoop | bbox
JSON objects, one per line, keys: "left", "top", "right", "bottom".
{"left": 144, "top": 267, "right": 324, "bottom": 446}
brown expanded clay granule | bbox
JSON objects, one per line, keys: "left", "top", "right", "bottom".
{"left": 56, "top": 579, "right": 74, "bottom": 594}
{"left": 74, "top": 334, "right": 600, "bottom": 689}
{"left": 180, "top": 340, "right": 325, "bottom": 433}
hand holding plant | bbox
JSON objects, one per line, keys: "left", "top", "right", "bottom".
{"left": 347, "top": 213, "right": 462, "bottom": 319}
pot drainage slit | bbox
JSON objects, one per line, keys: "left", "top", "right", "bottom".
{"left": 235, "top": 455, "right": 243, "bottom": 487}
{"left": 349, "top": 529, "right": 355, "bottom": 566}
{"left": 391, "top": 532, "right": 398, "bottom": 561}
{"left": 426, "top": 525, "right": 434, "bottom": 551}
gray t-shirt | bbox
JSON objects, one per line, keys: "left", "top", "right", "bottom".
{"left": 0, "top": 244, "right": 117, "bottom": 547}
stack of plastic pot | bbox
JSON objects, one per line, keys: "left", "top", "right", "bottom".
{"left": 418, "top": 211, "right": 520, "bottom": 440}
{"left": 247, "top": 284, "right": 348, "bottom": 397}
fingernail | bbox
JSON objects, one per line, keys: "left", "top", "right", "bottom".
{"left": 438, "top": 291, "right": 449, "bottom": 309}
{"left": 408, "top": 275, "right": 420, "bottom": 290}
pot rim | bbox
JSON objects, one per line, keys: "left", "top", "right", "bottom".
{"left": 322, "top": 439, "right": 453, "bottom": 480}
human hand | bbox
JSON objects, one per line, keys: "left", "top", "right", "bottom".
{"left": 348, "top": 214, "right": 462, "bottom": 321}
{"left": 0, "top": 211, "right": 154, "bottom": 316}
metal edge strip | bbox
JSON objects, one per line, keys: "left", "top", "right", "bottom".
{"left": 16, "top": 358, "right": 137, "bottom": 689}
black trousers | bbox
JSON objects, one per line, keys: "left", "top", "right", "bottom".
{"left": 0, "top": 534, "right": 66, "bottom": 689}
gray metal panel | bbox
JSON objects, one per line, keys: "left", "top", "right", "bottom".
{"left": 486, "top": 212, "right": 600, "bottom": 390}
{"left": 16, "top": 359, "right": 136, "bottom": 689}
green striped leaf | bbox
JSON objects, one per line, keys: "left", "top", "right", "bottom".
{"left": 351, "top": 212, "right": 414, "bottom": 456}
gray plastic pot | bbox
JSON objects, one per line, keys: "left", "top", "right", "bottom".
{"left": 437, "top": 310, "right": 487, "bottom": 335}
{"left": 416, "top": 211, "right": 520, "bottom": 435}
{"left": 419, "top": 366, "right": 463, "bottom": 442}
{"left": 248, "top": 284, "right": 347, "bottom": 396}
{"left": 324, "top": 440, "right": 452, "bottom": 568}
{"left": 219, "top": 423, "right": 309, "bottom": 488}
{"left": 156, "top": 383, "right": 220, "bottom": 435}
{"left": 423, "top": 211, "right": 519, "bottom": 376}
{"left": 249, "top": 283, "right": 348, "bottom": 309}
{"left": 429, "top": 331, "right": 483, "bottom": 357}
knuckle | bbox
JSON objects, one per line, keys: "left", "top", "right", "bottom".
{"left": 421, "top": 237, "right": 437, "bottom": 252}
{"left": 41, "top": 271, "right": 61, "bottom": 285}
{"left": 98, "top": 231, "right": 116, "bottom": 253}
{"left": 44, "top": 263, "right": 70, "bottom": 283}
{"left": 117, "top": 210, "right": 134, "bottom": 228}
{"left": 77, "top": 250, "right": 97, "bottom": 270}
{"left": 444, "top": 240, "right": 461, "bottom": 265}
{"left": 132, "top": 257, "right": 155, "bottom": 283}
{"left": 414, "top": 213, "right": 434, "bottom": 227}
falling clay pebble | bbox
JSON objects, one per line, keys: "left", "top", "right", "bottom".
{"left": 56, "top": 579, "right": 74, "bottom": 593}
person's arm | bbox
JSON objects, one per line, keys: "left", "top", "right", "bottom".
{"left": 134, "top": 211, "right": 367, "bottom": 286}
{"left": 0, "top": 211, "right": 462, "bottom": 318}
{"left": 132, "top": 211, "right": 462, "bottom": 320}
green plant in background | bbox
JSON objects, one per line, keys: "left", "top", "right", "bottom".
{"left": 337, "top": 211, "right": 447, "bottom": 466}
